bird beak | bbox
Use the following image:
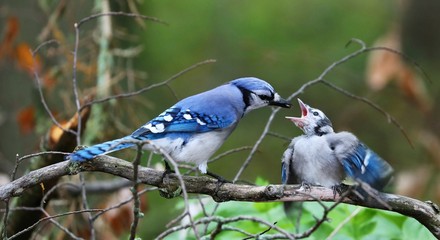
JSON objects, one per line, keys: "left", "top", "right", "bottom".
{"left": 269, "top": 93, "right": 291, "bottom": 108}
{"left": 297, "top": 98, "right": 308, "bottom": 117}
{"left": 285, "top": 98, "right": 308, "bottom": 128}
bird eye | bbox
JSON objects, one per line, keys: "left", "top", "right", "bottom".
{"left": 313, "top": 111, "right": 319, "bottom": 116}
{"left": 258, "top": 94, "right": 273, "bottom": 101}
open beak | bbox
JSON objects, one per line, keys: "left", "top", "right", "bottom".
{"left": 269, "top": 93, "right": 291, "bottom": 108}
{"left": 285, "top": 98, "right": 309, "bottom": 128}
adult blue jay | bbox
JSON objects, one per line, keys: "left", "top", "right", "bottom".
{"left": 66, "top": 77, "right": 291, "bottom": 174}
{"left": 281, "top": 99, "right": 393, "bottom": 191}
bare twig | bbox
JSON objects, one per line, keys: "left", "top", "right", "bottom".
{"left": 31, "top": 40, "right": 77, "bottom": 135}
{"left": 321, "top": 80, "right": 413, "bottom": 147}
{"left": 17, "top": 151, "right": 69, "bottom": 163}
{"left": 8, "top": 208, "right": 104, "bottom": 240}
{"left": 76, "top": 12, "right": 168, "bottom": 29}
{"left": 326, "top": 207, "right": 362, "bottom": 239}
{"left": 92, "top": 187, "right": 155, "bottom": 221}
{"left": 233, "top": 108, "right": 279, "bottom": 183}
{"left": 40, "top": 182, "right": 81, "bottom": 240}
{"left": 61, "top": 179, "right": 132, "bottom": 196}
{"left": 79, "top": 59, "right": 216, "bottom": 110}
{"left": 156, "top": 216, "right": 293, "bottom": 240}
{"left": 128, "top": 144, "right": 142, "bottom": 240}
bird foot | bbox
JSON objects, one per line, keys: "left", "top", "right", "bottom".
{"left": 299, "top": 182, "right": 312, "bottom": 192}
{"left": 161, "top": 160, "right": 176, "bottom": 181}
{"left": 206, "top": 171, "right": 231, "bottom": 196}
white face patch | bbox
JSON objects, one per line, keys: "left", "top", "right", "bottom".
{"left": 163, "top": 115, "right": 173, "bottom": 122}
{"left": 273, "top": 93, "right": 282, "bottom": 102}
{"left": 196, "top": 118, "right": 206, "bottom": 126}
{"left": 183, "top": 113, "right": 192, "bottom": 120}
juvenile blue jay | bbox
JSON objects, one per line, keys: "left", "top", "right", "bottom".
{"left": 67, "top": 77, "right": 291, "bottom": 174}
{"left": 281, "top": 99, "right": 393, "bottom": 191}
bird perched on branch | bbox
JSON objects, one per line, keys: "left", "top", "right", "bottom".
{"left": 66, "top": 77, "right": 291, "bottom": 175}
{"left": 281, "top": 99, "right": 393, "bottom": 191}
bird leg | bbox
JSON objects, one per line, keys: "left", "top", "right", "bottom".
{"left": 161, "top": 160, "right": 175, "bottom": 182}
{"left": 206, "top": 171, "right": 232, "bottom": 184}
{"left": 206, "top": 171, "right": 232, "bottom": 196}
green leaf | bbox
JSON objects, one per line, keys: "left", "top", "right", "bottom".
{"left": 401, "top": 218, "right": 436, "bottom": 240}
{"left": 255, "top": 176, "right": 269, "bottom": 186}
{"left": 359, "top": 221, "right": 377, "bottom": 236}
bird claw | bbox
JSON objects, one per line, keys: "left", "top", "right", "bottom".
{"left": 159, "top": 160, "right": 182, "bottom": 199}
{"left": 299, "top": 182, "right": 312, "bottom": 192}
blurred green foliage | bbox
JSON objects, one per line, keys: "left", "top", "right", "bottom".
{"left": 2, "top": 0, "right": 439, "bottom": 239}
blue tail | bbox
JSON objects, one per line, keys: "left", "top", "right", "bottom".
{"left": 66, "top": 136, "right": 137, "bottom": 162}
{"left": 342, "top": 143, "right": 394, "bottom": 190}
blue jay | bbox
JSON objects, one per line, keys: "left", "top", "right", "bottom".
{"left": 66, "top": 77, "right": 291, "bottom": 174}
{"left": 281, "top": 99, "right": 393, "bottom": 191}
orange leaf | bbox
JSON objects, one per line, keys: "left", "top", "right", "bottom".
{"left": 15, "top": 43, "right": 41, "bottom": 74}
{"left": 42, "top": 71, "right": 57, "bottom": 90}
{"left": 48, "top": 120, "right": 69, "bottom": 146}
{"left": 366, "top": 30, "right": 402, "bottom": 91}
{"left": 398, "top": 66, "right": 432, "bottom": 112}
{"left": 17, "top": 106, "right": 36, "bottom": 135}
{"left": 100, "top": 188, "right": 149, "bottom": 237}
{"left": 0, "top": 16, "right": 19, "bottom": 59}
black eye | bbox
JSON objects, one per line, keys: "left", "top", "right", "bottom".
{"left": 258, "top": 94, "right": 273, "bottom": 101}
{"left": 313, "top": 111, "right": 319, "bottom": 116}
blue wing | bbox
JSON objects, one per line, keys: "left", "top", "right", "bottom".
{"left": 341, "top": 142, "right": 393, "bottom": 190}
{"left": 68, "top": 106, "right": 236, "bottom": 162}
{"left": 131, "top": 106, "right": 236, "bottom": 139}
{"left": 281, "top": 161, "right": 288, "bottom": 184}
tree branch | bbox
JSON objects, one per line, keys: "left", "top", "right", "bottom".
{"left": 1, "top": 155, "right": 439, "bottom": 238}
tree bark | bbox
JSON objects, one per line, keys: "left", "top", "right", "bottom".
{"left": 1, "top": 155, "right": 439, "bottom": 238}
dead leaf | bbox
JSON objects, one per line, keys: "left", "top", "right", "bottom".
{"left": 395, "top": 166, "right": 431, "bottom": 198}
{"left": 0, "top": 16, "right": 19, "bottom": 59}
{"left": 15, "top": 43, "right": 41, "bottom": 74}
{"left": 398, "top": 66, "right": 432, "bottom": 113}
{"left": 42, "top": 71, "right": 57, "bottom": 90}
{"left": 48, "top": 120, "right": 68, "bottom": 147}
{"left": 418, "top": 130, "right": 440, "bottom": 168}
{"left": 366, "top": 26, "right": 431, "bottom": 112}
{"left": 98, "top": 188, "right": 149, "bottom": 237}
{"left": 366, "top": 29, "right": 402, "bottom": 91}
{"left": 47, "top": 96, "right": 92, "bottom": 149}
{"left": 16, "top": 105, "right": 36, "bottom": 135}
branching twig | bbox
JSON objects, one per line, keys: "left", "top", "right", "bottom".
{"left": 31, "top": 40, "right": 77, "bottom": 135}
{"left": 75, "top": 12, "right": 168, "bottom": 29}
{"left": 79, "top": 59, "right": 216, "bottom": 111}
{"left": 8, "top": 208, "right": 104, "bottom": 240}
{"left": 321, "top": 80, "right": 413, "bottom": 147}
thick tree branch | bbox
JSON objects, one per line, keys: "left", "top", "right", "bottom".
{"left": 0, "top": 155, "right": 439, "bottom": 238}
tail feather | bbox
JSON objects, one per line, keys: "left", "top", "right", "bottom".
{"left": 66, "top": 136, "right": 136, "bottom": 162}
